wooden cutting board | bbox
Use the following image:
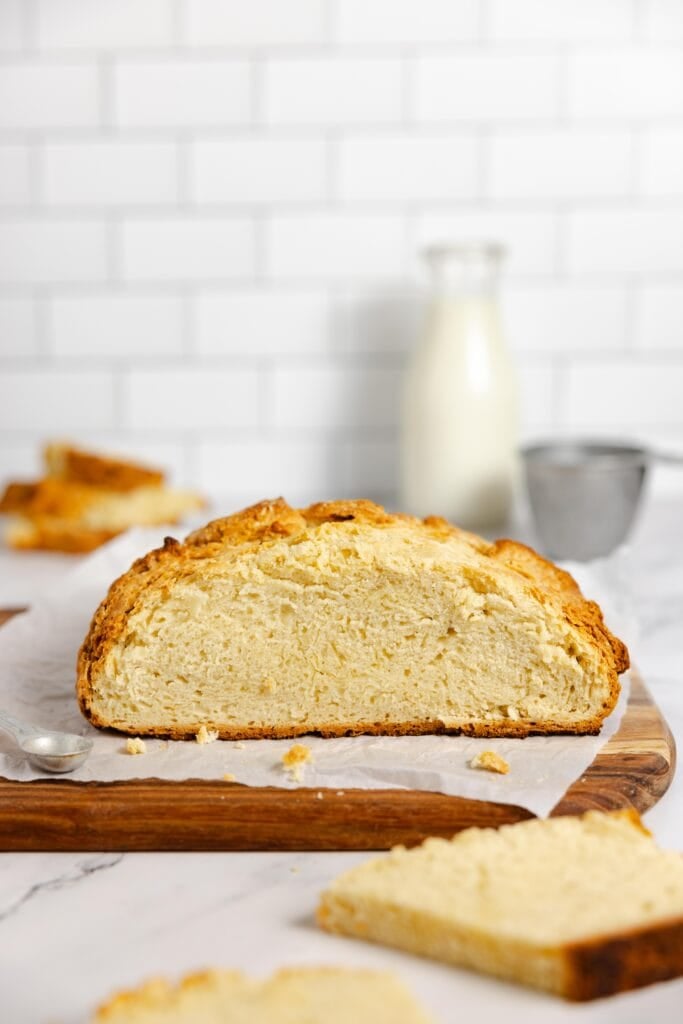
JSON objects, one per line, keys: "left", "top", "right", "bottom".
{"left": 0, "top": 609, "right": 675, "bottom": 852}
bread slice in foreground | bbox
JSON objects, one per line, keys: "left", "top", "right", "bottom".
{"left": 0, "top": 442, "right": 203, "bottom": 553}
{"left": 318, "top": 810, "right": 683, "bottom": 1001}
{"left": 93, "top": 967, "right": 432, "bottom": 1023}
{"left": 77, "top": 497, "right": 627, "bottom": 740}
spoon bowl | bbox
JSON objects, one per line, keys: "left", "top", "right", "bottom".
{"left": 0, "top": 710, "right": 93, "bottom": 773}
{"left": 21, "top": 733, "right": 93, "bottom": 773}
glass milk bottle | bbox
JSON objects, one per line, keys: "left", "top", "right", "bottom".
{"left": 400, "top": 243, "right": 519, "bottom": 529}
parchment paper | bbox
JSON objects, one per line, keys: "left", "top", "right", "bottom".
{"left": 0, "top": 528, "right": 634, "bottom": 817}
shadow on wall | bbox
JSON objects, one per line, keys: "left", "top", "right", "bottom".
{"left": 334, "top": 286, "right": 424, "bottom": 509}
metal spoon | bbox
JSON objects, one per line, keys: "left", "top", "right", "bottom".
{"left": 0, "top": 710, "right": 92, "bottom": 773}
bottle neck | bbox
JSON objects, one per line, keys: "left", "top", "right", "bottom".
{"left": 421, "top": 247, "right": 508, "bottom": 361}
{"left": 425, "top": 244, "right": 502, "bottom": 300}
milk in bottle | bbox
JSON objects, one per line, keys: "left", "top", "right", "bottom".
{"left": 400, "top": 243, "right": 519, "bottom": 529}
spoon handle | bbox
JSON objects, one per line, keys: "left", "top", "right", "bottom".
{"left": 653, "top": 450, "right": 683, "bottom": 467}
{"left": 0, "top": 710, "right": 43, "bottom": 746}
{"left": 655, "top": 446, "right": 683, "bottom": 466}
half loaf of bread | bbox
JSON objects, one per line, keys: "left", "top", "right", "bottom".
{"left": 318, "top": 810, "right": 683, "bottom": 1001}
{"left": 77, "top": 497, "right": 628, "bottom": 739}
{"left": 93, "top": 967, "right": 432, "bottom": 1023}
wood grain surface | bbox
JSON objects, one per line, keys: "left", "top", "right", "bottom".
{"left": 0, "top": 609, "right": 675, "bottom": 852}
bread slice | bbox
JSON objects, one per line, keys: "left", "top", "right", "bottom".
{"left": 77, "top": 497, "right": 627, "bottom": 740}
{"left": 0, "top": 443, "right": 204, "bottom": 553}
{"left": 44, "top": 441, "right": 164, "bottom": 491}
{"left": 317, "top": 810, "right": 683, "bottom": 1001}
{"left": 93, "top": 967, "right": 432, "bottom": 1023}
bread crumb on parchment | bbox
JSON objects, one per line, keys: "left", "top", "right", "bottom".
{"left": 223, "top": 772, "right": 236, "bottom": 782}
{"left": 196, "top": 724, "right": 219, "bottom": 745}
{"left": 125, "top": 737, "right": 146, "bottom": 756}
{"left": 470, "top": 750, "right": 510, "bottom": 775}
{"left": 282, "top": 743, "right": 313, "bottom": 782}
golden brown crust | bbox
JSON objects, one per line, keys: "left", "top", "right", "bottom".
{"left": 490, "top": 539, "right": 630, "bottom": 676}
{"left": 95, "top": 972, "right": 231, "bottom": 1020}
{"left": 0, "top": 481, "right": 39, "bottom": 515}
{"left": 562, "top": 917, "right": 683, "bottom": 1000}
{"left": 94, "top": 967, "right": 420, "bottom": 1021}
{"left": 0, "top": 477, "right": 96, "bottom": 519}
{"left": 78, "top": 713, "right": 610, "bottom": 742}
{"left": 77, "top": 498, "right": 629, "bottom": 739}
{"left": 78, "top": 534, "right": 184, "bottom": 721}
{"left": 45, "top": 442, "right": 164, "bottom": 491}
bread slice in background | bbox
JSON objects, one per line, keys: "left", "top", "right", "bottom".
{"left": 318, "top": 810, "right": 683, "bottom": 1001}
{"left": 44, "top": 441, "right": 164, "bottom": 491}
{"left": 77, "top": 497, "right": 627, "bottom": 740}
{"left": 93, "top": 967, "right": 432, "bottom": 1023}
{"left": 0, "top": 442, "right": 204, "bottom": 553}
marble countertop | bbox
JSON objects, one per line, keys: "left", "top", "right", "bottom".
{"left": 1, "top": 498, "right": 682, "bottom": 1023}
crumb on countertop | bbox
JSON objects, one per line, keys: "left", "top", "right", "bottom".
{"left": 196, "top": 725, "right": 219, "bottom": 745}
{"left": 223, "top": 772, "right": 236, "bottom": 782}
{"left": 125, "top": 737, "right": 146, "bottom": 756}
{"left": 469, "top": 750, "right": 510, "bottom": 775}
{"left": 234, "top": 741, "right": 246, "bottom": 750}
{"left": 281, "top": 743, "right": 313, "bottom": 782}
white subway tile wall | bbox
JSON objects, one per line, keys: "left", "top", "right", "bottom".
{"left": 265, "top": 57, "right": 404, "bottom": 125}
{"left": 641, "top": 129, "right": 683, "bottom": 197}
{"left": 50, "top": 293, "right": 186, "bottom": 358}
{"left": 568, "top": 50, "right": 683, "bottom": 119}
{"left": 0, "top": 63, "right": 100, "bottom": 129}
{"left": 0, "top": 143, "right": 31, "bottom": 205}
{"left": 0, "top": 220, "right": 108, "bottom": 283}
{"left": 196, "top": 289, "right": 329, "bottom": 356}
{"left": 0, "top": 0, "right": 681, "bottom": 507}
{"left": 338, "top": 134, "right": 479, "bottom": 202}
{"left": 120, "top": 216, "right": 256, "bottom": 281}
{"left": 0, "top": 298, "right": 37, "bottom": 356}
{"left": 489, "top": 0, "right": 636, "bottom": 42}
{"left": 124, "top": 366, "right": 261, "bottom": 430}
{"left": 190, "top": 138, "right": 328, "bottom": 204}
{"left": 114, "top": 60, "right": 252, "bottom": 128}
{"left": 414, "top": 54, "right": 561, "bottom": 122}
{"left": 35, "top": 0, "right": 175, "bottom": 50}
{"left": 0, "top": 1, "right": 26, "bottom": 53}
{"left": 44, "top": 140, "right": 180, "bottom": 206}
{"left": 183, "top": 0, "right": 328, "bottom": 48}
{"left": 2, "top": 370, "right": 116, "bottom": 432}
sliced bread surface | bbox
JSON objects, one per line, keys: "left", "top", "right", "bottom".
{"left": 317, "top": 810, "right": 683, "bottom": 1001}
{"left": 93, "top": 967, "right": 432, "bottom": 1023}
{"left": 77, "top": 497, "right": 627, "bottom": 739}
